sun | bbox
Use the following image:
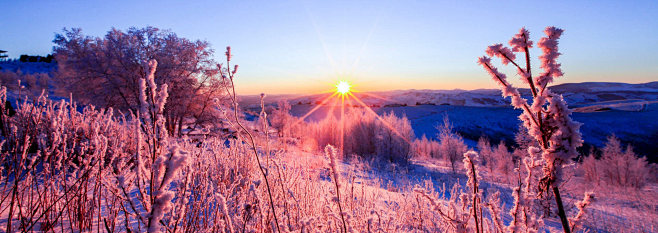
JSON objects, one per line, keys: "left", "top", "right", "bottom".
{"left": 336, "top": 81, "right": 351, "bottom": 95}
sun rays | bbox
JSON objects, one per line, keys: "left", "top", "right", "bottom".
{"left": 289, "top": 80, "right": 413, "bottom": 155}
{"left": 285, "top": 4, "right": 406, "bottom": 155}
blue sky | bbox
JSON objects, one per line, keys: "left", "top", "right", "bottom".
{"left": 1, "top": 0, "right": 656, "bottom": 94}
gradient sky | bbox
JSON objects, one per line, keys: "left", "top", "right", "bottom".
{"left": 1, "top": 0, "right": 657, "bottom": 94}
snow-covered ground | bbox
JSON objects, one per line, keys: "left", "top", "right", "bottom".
{"left": 280, "top": 144, "right": 658, "bottom": 233}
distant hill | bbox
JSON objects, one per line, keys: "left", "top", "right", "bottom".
{"left": 264, "top": 82, "right": 658, "bottom": 112}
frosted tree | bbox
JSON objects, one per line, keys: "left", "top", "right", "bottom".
{"left": 53, "top": 27, "right": 225, "bottom": 136}
{"left": 478, "top": 27, "right": 584, "bottom": 233}
{"left": 375, "top": 111, "right": 415, "bottom": 164}
{"left": 269, "top": 100, "right": 293, "bottom": 138}
{"left": 583, "top": 135, "right": 651, "bottom": 189}
{"left": 436, "top": 116, "right": 467, "bottom": 173}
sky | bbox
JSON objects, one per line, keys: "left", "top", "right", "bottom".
{"left": 1, "top": 0, "right": 657, "bottom": 94}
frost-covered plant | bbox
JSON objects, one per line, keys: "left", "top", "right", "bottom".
{"left": 478, "top": 27, "right": 585, "bottom": 233}
{"left": 463, "top": 151, "right": 484, "bottom": 233}
{"left": 325, "top": 145, "right": 348, "bottom": 232}
{"left": 414, "top": 185, "right": 469, "bottom": 232}
{"left": 113, "top": 60, "right": 191, "bottom": 233}
{"left": 0, "top": 84, "right": 134, "bottom": 231}
{"left": 217, "top": 46, "right": 282, "bottom": 232}
{"left": 570, "top": 192, "right": 594, "bottom": 232}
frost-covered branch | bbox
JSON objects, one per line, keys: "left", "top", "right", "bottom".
{"left": 478, "top": 26, "right": 586, "bottom": 233}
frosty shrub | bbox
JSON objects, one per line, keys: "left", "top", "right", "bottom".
{"left": 478, "top": 26, "right": 587, "bottom": 233}
{"left": 583, "top": 135, "right": 651, "bottom": 189}
{"left": 436, "top": 116, "right": 468, "bottom": 173}
{"left": 0, "top": 86, "right": 134, "bottom": 232}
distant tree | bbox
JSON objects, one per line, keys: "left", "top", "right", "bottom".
{"left": 583, "top": 135, "right": 652, "bottom": 189}
{"left": 514, "top": 123, "right": 538, "bottom": 151}
{"left": 17, "top": 54, "right": 53, "bottom": 63}
{"left": 375, "top": 111, "right": 415, "bottom": 164}
{"left": 477, "top": 137, "right": 494, "bottom": 173}
{"left": 436, "top": 116, "right": 468, "bottom": 173}
{"left": 413, "top": 134, "right": 439, "bottom": 158}
{"left": 269, "top": 100, "right": 293, "bottom": 138}
{"left": 53, "top": 27, "right": 224, "bottom": 136}
{"left": 492, "top": 141, "right": 514, "bottom": 178}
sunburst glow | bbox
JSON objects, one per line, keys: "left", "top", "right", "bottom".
{"left": 336, "top": 81, "right": 351, "bottom": 95}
